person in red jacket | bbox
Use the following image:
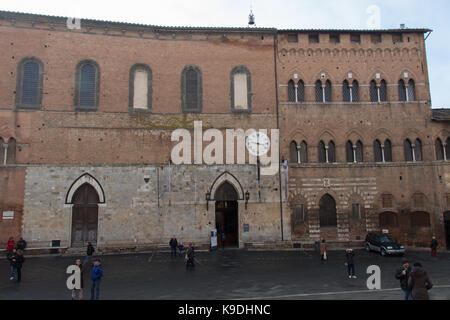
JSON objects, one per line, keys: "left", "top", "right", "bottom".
{"left": 6, "top": 237, "right": 15, "bottom": 252}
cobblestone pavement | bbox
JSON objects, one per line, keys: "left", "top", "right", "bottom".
{"left": 0, "top": 249, "right": 449, "bottom": 300}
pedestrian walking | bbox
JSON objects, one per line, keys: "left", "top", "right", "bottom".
{"left": 345, "top": 249, "right": 357, "bottom": 279}
{"left": 221, "top": 232, "right": 226, "bottom": 249}
{"left": 15, "top": 238, "right": 27, "bottom": 251}
{"left": 395, "top": 258, "right": 412, "bottom": 300}
{"left": 430, "top": 236, "right": 438, "bottom": 257}
{"left": 90, "top": 259, "right": 103, "bottom": 300}
{"left": 72, "top": 259, "right": 84, "bottom": 300}
{"left": 408, "top": 262, "right": 433, "bottom": 300}
{"left": 169, "top": 237, "right": 178, "bottom": 258}
{"left": 83, "top": 242, "right": 95, "bottom": 267}
{"left": 7, "top": 248, "right": 16, "bottom": 280}
{"left": 320, "top": 240, "right": 327, "bottom": 262}
{"left": 186, "top": 243, "right": 195, "bottom": 269}
{"left": 178, "top": 242, "right": 184, "bottom": 257}
{"left": 13, "top": 250, "right": 25, "bottom": 283}
{"left": 6, "top": 237, "right": 15, "bottom": 253}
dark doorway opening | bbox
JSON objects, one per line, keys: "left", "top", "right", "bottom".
{"left": 319, "top": 194, "right": 337, "bottom": 227}
{"left": 444, "top": 212, "right": 450, "bottom": 250}
{"left": 214, "top": 182, "right": 239, "bottom": 248}
{"left": 71, "top": 183, "right": 99, "bottom": 248}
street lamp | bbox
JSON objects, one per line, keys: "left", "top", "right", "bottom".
{"left": 245, "top": 190, "right": 250, "bottom": 210}
{"left": 206, "top": 192, "right": 211, "bottom": 211}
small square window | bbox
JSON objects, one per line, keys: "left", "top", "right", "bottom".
{"left": 287, "top": 33, "right": 299, "bottom": 43}
{"left": 371, "top": 34, "right": 382, "bottom": 44}
{"left": 329, "top": 34, "right": 340, "bottom": 44}
{"left": 309, "top": 34, "right": 319, "bottom": 44}
{"left": 350, "top": 34, "right": 361, "bottom": 43}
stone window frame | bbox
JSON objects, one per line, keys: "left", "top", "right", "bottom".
{"left": 15, "top": 56, "right": 44, "bottom": 110}
{"left": 74, "top": 59, "right": 100, "bottom": 112}
{"left": 181, "top": 65, "right": 202, "bottom": 114}
{"left": 128, "top": 63, "right": 153, "bottom": 113}
{"left": 230, "top": 65, "right": 252, "bottom": 114}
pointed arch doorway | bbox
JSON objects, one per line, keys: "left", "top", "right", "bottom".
{"left": 215, "top": 182, "right": 239, "bottom": 248}
{"left": 71, "top": 183, "right": 100, "bottom": 247}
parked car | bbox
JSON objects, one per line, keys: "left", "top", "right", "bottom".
{"left": 365, "top": 232, "right": 405, "bottom": 256}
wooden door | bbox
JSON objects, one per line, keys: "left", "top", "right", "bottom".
{"left": 71, "top": 183, "right": 99, "bottom": 247}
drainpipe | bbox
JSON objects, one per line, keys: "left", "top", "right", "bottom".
{"left": 273, "top": 30, "right": 284, "bottom": 242}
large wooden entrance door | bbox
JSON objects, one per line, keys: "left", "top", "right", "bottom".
{"left": 445, "top": 212, "right": 450, "bottom": 250}
{"left": 215, "top": 182, "right": 239, "bottom": 248}
{"left": 71, "top": 183, "right": 99, "bottom": 247}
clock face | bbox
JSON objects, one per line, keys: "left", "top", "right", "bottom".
{"left": 246, "top": 132, "right": 271, "bottom": 157}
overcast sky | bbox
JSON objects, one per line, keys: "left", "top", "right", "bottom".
{"left": 1, "top": 0, "right": 448, "bottom": 108}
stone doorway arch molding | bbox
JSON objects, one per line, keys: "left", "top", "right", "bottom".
{"left": 209, "top": 171, "right": 245, "bottom": 201}
{"left": 65, "top": 173, "right": 106, "bottom": 205}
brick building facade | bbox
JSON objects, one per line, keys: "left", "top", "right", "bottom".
{"left": 0, "top": 11, "right": 448, "bottom": 251}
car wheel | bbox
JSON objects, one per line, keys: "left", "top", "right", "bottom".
{"left": 381, "top": 248, "right": 386, "bottom": 257}
{"left": 366, "top": 244, "right": 371, "bottom": 252}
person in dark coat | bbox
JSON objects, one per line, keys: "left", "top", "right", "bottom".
{"left": 430, "top": 237, "right": 438, "bottom": 257}
{"left": 345, "top": 249, "right": 356, "bottom": 279}
{"left": 395, "top": 258, "right": 412, "bottom": 300}
{"left": 408, "top": 262, "right": 433, "bottom": 300}
{"left": 7, "top": 249, "right": 16, "bottom": 280}
{"left": 221, "top": 232, "right": 226, "bottom": 249}
{"left": 90, "top": 259, "right": 103, "bottom": 300}
{"left": 186, "top": 243, "right": 195, "bottom": 269}
{"left": 12, "top": 250, "right": 25, "bottom": 283}
{"left": 169, "top": 237, "right": 178, "bottom": 258}
{"left": 83, "top": 242, "right": 95, "bottom": 267}
{"left": 72, "top": 259, "right": 84, "bottom": 300}
{"left": 15, "top": 238, "right": 27, "bottom": 251}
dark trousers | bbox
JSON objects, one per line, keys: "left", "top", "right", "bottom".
{"left": 171, "top": 247, "right": 177, "bottom": 258}
{"left": 347, "top": 264, "right": 355, "bottom": 276}
{"left": 431, "top": 248, "right": 437, "bottom": 257}
{"left": 16, "top": 267, "right": 22, "bottom": 282}
{"left": 186, "top": 258, "right": 194, "bottom": 269}
{"left": 90, "top": 279, "right": 101, "bottom": 300}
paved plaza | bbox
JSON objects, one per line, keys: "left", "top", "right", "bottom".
{"left": 1, "top": 249, "right": 449, "bottom": 300}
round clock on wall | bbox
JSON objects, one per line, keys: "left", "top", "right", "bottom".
{"left": 246, "top": 131, "right": 271, "bottom": 157}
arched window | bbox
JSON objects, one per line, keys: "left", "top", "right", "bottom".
{"left": 380, "top": 80, "right": 388, "bottom": 102}
{"left": 288, "top": 80, "right": 296, "bottom": 102}
{"left": 75, "top": 60, "right": 99, "bottom": 110}
{"left": 182, "top": 65, "right": 202, "bottom": 113}
{"left": 231, "top": 65, "right": 251, "bottom": 112}
{"left": 318, "top": 141, "right": 326, "bottom": 163}
{"left": 320, "top": 194, "right": 337, "bottom": 227}
{"left": 414, "top": 139, "right": 423, "bottom": 162}
{"left": 408, "top": 79, "right": 416, "bottom": 102}
{"left": 328, "top": 141, "right": 336, "bottom": 163}
{"left": 15, "top": 57, "right": 44, "bottom": 109}
{"left": 129, "top": 64, "right": 152, "bottom": 111}
{"left": 290, "top": 141, "right": 298, "bottom": 163}
{"left": 352, "top": 80, "right": 359, "bottom": 102}
{"left": 404, "top": 139, "right": 413, "bottom": 161}
{"left": 384, "top": 139, "right": 393, "bottom": 162}
{"left": 398, "top": 79, "right": 407, "bottom": 102}
{"left": 380, "top": 212, "right": 398, "bottom": 228}
{"left": 374, "top": 140, "right": 383, "bottom": 162}
{"left": 343, "top": 80, "right": 351, "bottom": 102}
{"left": 446, "top": 137, "right": 450, "bottom": 161}
{"left": 355, "top": 141, "right": 363, "bottom": 162}
{"left": 6, "top": 138, "right": 16, "bottom": 164}
{"left": 299, "top": 141, "right": 308, "bottom": 163}
{"left": 315, "top": 80, "right": 323, "bottom": 102}
{"left": 297, "top": 80, "right": 305, "bottom": 102}
{"left": 346, "top": 141, "right": 354, "bottom": 163}
{"left": 325, "top": 80, "right": 332, "bottom": 102}
{"left": 436, "top": 138, "right": 444, "bottom": 161}
{"left": 370, "top": 80, "right": 378, "bottom": 102}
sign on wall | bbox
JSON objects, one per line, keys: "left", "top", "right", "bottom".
{"left": 2, "top": 211, "right": 14, "bottom": 220}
